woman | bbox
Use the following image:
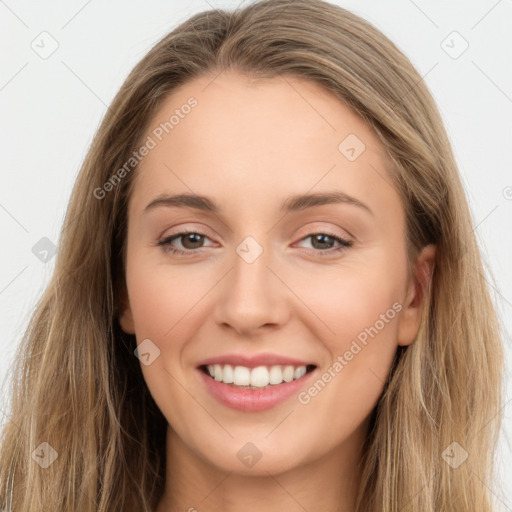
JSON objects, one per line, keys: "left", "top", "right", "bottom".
{"left": 0, "top": 0, "right": 504, "bottom": 510}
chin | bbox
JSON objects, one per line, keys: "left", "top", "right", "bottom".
{"left": 194, "top": 436, "right": 309, "bottom": 476}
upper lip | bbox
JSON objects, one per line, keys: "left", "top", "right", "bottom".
{"left": 197, "top": 353, "right": 316, "bottom": 369}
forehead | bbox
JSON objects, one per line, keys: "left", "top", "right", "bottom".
{"left": 128, "top": 70, "right": 401, "bottom": 222}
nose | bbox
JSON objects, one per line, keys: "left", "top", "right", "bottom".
{"left": 213, "top": 239, "right": 290, "bottom": 336}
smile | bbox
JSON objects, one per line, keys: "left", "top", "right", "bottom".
{"left": 198, "top": 363, "right": 317, "bottom": 412}
{"left": 202, "top": 363, "right": 316, "bottom": 388}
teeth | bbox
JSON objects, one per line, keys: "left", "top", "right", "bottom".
{"left": 283, "top": 366, "right": 294, "bottom": 382}
{"left": 205, "top": 364, "right": 312, "bottom": 387}
{"left": 294, "top": 366, "right": 307, "bottom": 379}
{"left": 250, "top": 366, "right": 269, "bottom": 387}
{"left": 269, "top": 366, "right": 283, "bottom": 385}
{"left": 222, "top": 364, "right": 234, "bottom": 384}
{"left": 233, "top": 365, "right": 251, "bottom": 385}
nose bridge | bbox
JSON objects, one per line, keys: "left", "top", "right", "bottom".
{"left": 214, "top": 233, "right": 287, "bottom": 332}
{"left": 234, "top": 236, "right": 270, "bottom": 290}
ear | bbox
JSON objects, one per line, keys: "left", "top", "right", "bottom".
{"left": 397, "top": 244, "right": 436, "bottom": 347}
{"left": 118, "top": 284, "right": 136, "bottom": 335}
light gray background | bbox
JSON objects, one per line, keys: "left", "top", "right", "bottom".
{"left": 1, "top": 0, "right": 511, "bottom": 508}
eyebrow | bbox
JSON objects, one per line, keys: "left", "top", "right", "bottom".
{"left": 143, "top": 191, "right": 373, "bottom": 216}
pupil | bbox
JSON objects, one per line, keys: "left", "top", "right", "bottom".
{"left": 313, "top": 234, "right": 332, "bottom": 249}
{"left": 184, "top": 233, "right": 203, "bottom": 249}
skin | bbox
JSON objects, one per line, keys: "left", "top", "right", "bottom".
{"left": 118, "top": 70, "right": 435, "bottom": 512}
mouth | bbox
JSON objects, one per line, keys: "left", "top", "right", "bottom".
{"left": 197, "top": 361, "right": 318, "bottom": 412}
{"left": 199, "top": 363, "right": 317, "bottom": 389}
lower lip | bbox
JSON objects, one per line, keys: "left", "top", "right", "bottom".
{"left": 198, "top": 368, "right": 316, "bottom": 412}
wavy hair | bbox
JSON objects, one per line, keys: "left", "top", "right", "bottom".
{"left": 0, "top": 0, "right": 504, "bottom": 510}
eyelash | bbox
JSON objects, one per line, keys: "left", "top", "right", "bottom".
{"left": 156, "top": 229, "right": 353, "bottom": 256}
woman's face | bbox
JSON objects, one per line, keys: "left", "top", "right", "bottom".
{"left": 119, "top": 70, "right": 434, "bottom": 476}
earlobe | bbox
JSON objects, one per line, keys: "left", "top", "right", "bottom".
{"left": 396, "top": 244, "right": 436, "bottom": 346}
{"left": 118, "top": 287, "right": 136, "bottom": 335}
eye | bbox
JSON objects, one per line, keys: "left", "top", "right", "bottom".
{"left": 296, "top": 232, "right": 353, "bottom": 254}
{"left": 157, "top": 230, "right": 214, "bottom": 255}
{"left": 156, "top": 229, "right": 352, "bottom": 257}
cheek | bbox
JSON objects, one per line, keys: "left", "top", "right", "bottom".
{"left": 125, "top": 258, "right": 212, "bottom": 421}
{"left": 293, "top": 297, "right": 401, "bottom": 454}
{"left": 125, "top": 254, "right": 210, "bottom": 340}
{"left": 289, "top": 254, "right": 404, "bottom": 410}
{"left": 289, "top": 258, "right": 404, "bottom": 351}
{"left": 332, "top": 275, "right": 400, "bottom": 348}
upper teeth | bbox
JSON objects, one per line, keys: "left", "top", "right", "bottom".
{"left": 206, "top": 364, "right": 309, "bottom": 388}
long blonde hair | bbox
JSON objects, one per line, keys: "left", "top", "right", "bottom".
{"left": 0, "top": 0, "right": 504, "bottom": 510}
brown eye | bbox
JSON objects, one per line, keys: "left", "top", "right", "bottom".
{"left": 157, "top": 230, "right": 214, "bottom": 255}
{"left": 177, "top": 232, "right": 205, "bottom": 249}
{"left": 310, "top": 234, "right": 337, "bottom": 250}
{"left": 298, "top": 233, "right": 353, "bottom": 253}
